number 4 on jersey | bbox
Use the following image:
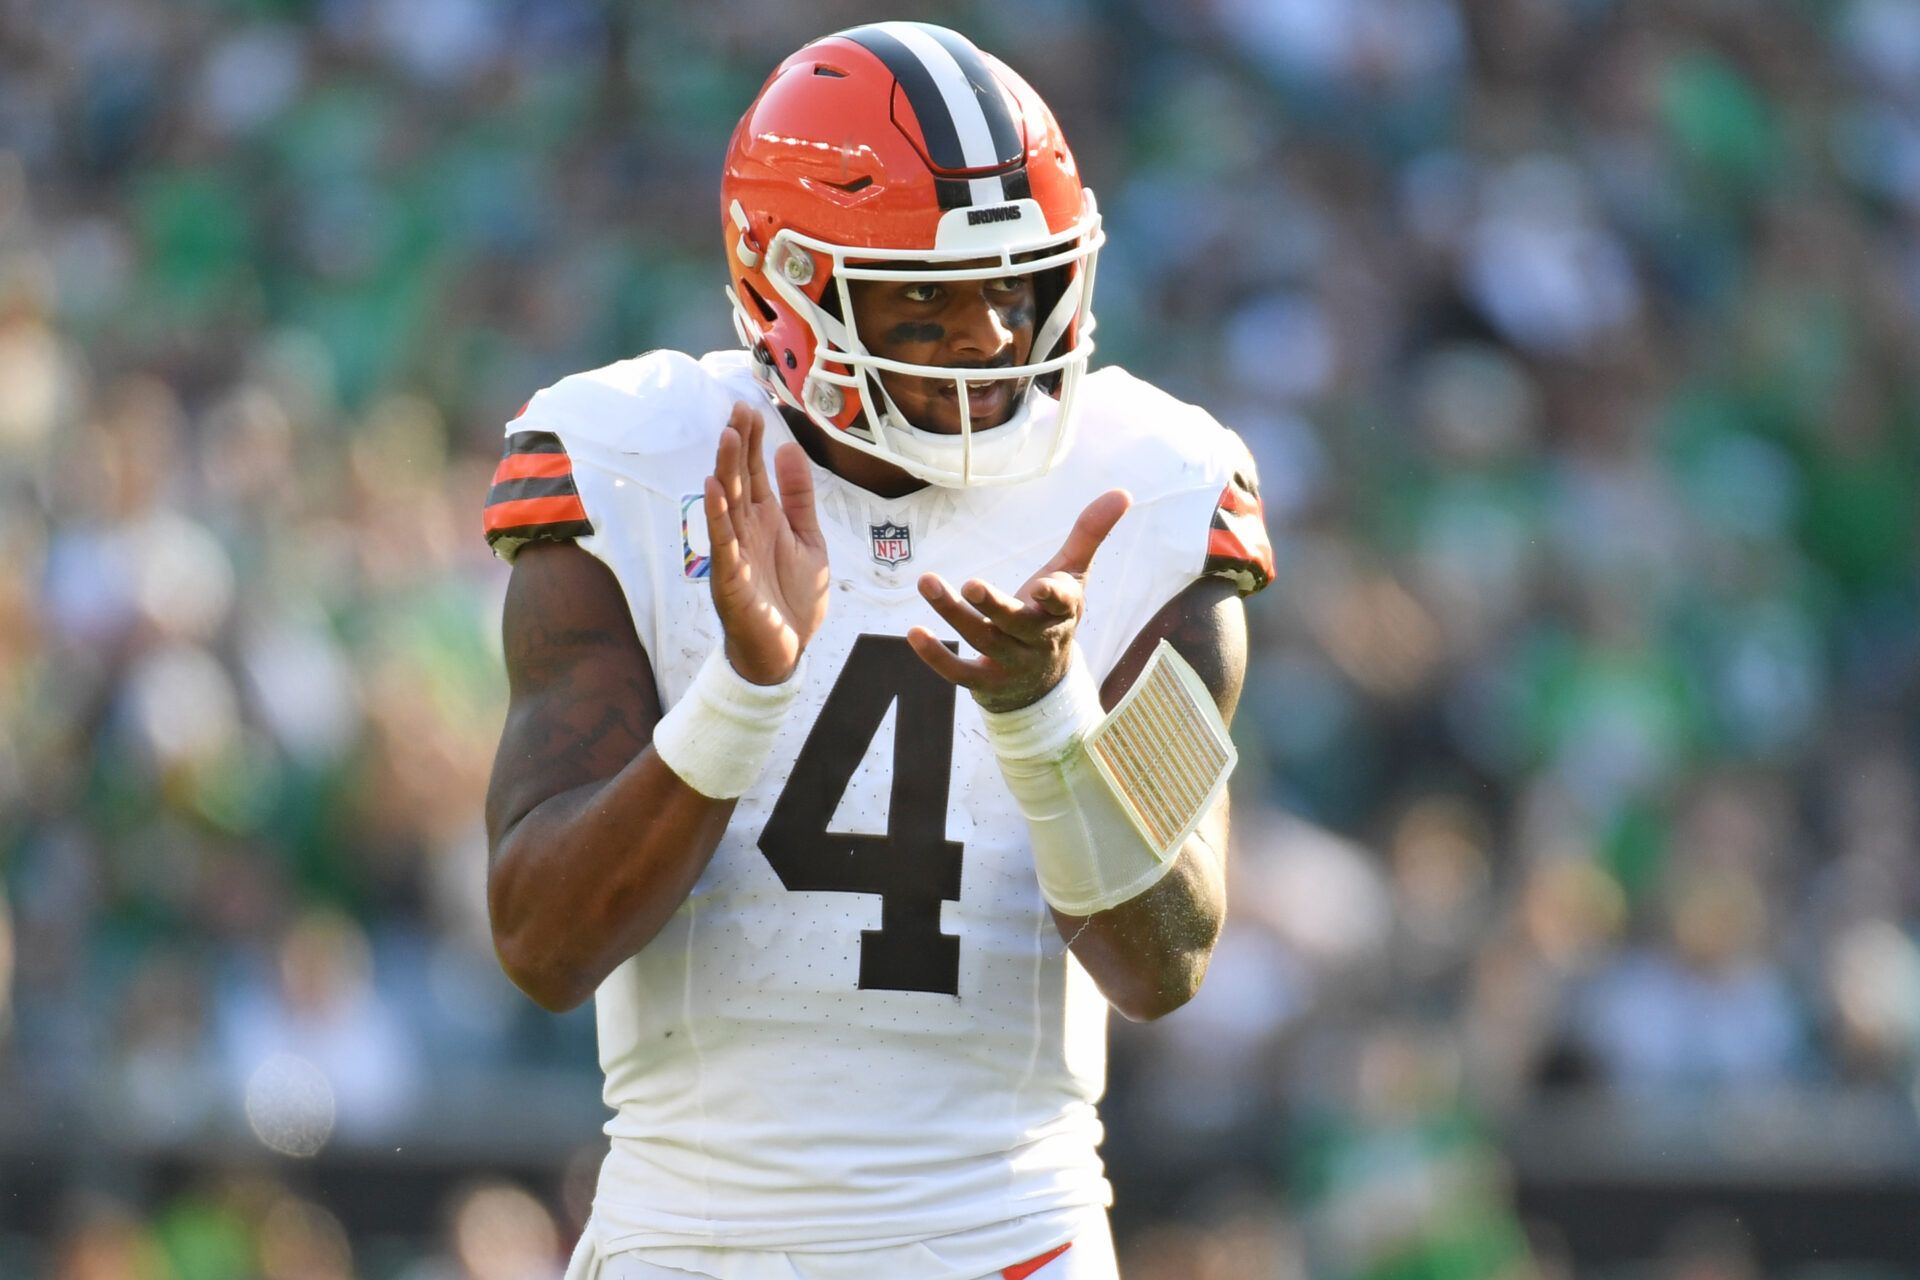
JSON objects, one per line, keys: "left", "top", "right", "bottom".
{"left": 758, "top": 634, "right": 963, "bottom": 995}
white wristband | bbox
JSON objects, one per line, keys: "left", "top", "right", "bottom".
{"left": 979, "top": 646, "right": 1168, "bottom": 916}
{"left": 651, "top": 647, "right": 805, "bottom": 799}
{"left": 977, "top": 645, "right": 1106, "bottom": 761}
{"left": 981, "top": 642, "right": 1236, "bottom": 916}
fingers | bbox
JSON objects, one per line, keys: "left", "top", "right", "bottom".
{"left": 960, "top": 577, "right": 1025, "bottom": 625}
{"left": 734, "top": 401, "right": 774, "bottom": 506}
{"left": 774, "top": 442, "right": 822, "bottom": 546}
{"left": 907, "top": 626, "right": 989, "bottom": 687}
{"left": 962, "top": 576, "right": 1065, "bottom": 640}
{"left": 1029, "top": 573, "right": 1080, "bottom": 619}
{"left": 708, "top": 423, "right": 753, "bottom": 587}
{"left": 1046, "top": 488, "right": 1132, "bottom": 577}
{"left": 703, "top": 473, "right": 740, "bottom": 584}
{"left": 708, "top": 421, "right": 746, "bottom": 530}
{"left": 918, "top": 573, "right": 1020, "bottom": 662}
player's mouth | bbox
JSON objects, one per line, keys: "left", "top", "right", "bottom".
{"left": 943, "top": 379, "right": 1010, "bottom": 424}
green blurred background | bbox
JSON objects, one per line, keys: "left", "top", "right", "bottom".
{"left": 2, "top": 0, "right": 1918, "bottom": 1276}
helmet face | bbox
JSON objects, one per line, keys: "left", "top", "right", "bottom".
{"left": 721, "top": 22, "right": 1103, "bottom": 487}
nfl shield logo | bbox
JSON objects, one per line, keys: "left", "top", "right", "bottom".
{"left": 870, "top": 521, "right": 912, "bottom": 566}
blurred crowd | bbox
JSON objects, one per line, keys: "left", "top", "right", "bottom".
{"left": 2, "top": 0, "right": 1917, "bottom": 1275}
{"left": 44, "top": 1178, "right": 579, "bottom": 1280}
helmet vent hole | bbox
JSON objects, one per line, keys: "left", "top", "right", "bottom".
{"left": 812, "top": 64, "right": 848, "bottom": 77}
{"left": 739, "top": 280, "right": 778, "bottom": 324}
{"left": 825, "top": 175, "right": 873, "bottom": 194}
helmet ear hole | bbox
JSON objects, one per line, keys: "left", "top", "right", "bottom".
{"left": 739, "top": 280, "right": 779, "bottom": 324}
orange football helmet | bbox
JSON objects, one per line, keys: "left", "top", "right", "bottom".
{"left": 721, "top": 22, "right": 1103, "bottom": 486}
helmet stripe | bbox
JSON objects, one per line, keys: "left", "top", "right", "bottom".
{"left": 841, "top": 25, "right": 965, "bottom": 172}
{"left": 934, "top": 177, "right": 973, "bottom": 209}
{"left": 909, "top": 23, "right": 1023, "bottom": 164}
{"left": 839, "top": 23, "right": 1023, "bottom": 183}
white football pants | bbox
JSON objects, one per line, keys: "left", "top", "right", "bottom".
{"left": 566, "top": 1216, "right": 1117, "bottom": 1280}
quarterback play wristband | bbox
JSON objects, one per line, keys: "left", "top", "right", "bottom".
{"left": 651, "top": 647, "right": 805, "bottom": 799}
{"left": 981, "top": 642, "right": 1237, "bottom": 916}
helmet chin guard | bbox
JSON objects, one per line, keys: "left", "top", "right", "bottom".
{"left": 721, "top": 22, "right": 1103, "bottom": 488}
{"left": 746, "top": 198, "right": 1102, "bottom": 487}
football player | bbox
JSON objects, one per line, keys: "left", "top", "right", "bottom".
{"left": 482, "top": 21, "right": 1274, "bottom": 1280}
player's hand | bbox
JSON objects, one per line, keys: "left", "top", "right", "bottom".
{"left": 705, "top": 401, "right": 829, "bottom": 685}
{"left": 907, "top": 489, "right": 1131, "bottom": 713}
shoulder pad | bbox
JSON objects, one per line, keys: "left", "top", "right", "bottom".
{"left": 1073, "top": 368, "right": 1274, "bottom": 596}
{"left": 509, "top": 350, "right": 754, "bottom": 475}
{"left": 1068, "top": 367, "right": 1244, "bottom": 504}
{"left": 485, "top": 350, "right": 767, "bottom": 560}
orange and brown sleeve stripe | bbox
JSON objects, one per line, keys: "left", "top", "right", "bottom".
{"left": 1203, "top": 469, "right": 1274, "bottom": 595}
{"left": 483, "top": 430, "right": 592, "bottom": 555}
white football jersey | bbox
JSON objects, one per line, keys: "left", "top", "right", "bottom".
{"left": 484, "top": 349, "right": 1271, "bottom": 1259}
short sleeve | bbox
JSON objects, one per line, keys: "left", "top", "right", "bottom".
{"left": 1201, "top": 454, "right": 1274, "bottom": 596}
{"left": 483, "top": 428, "right": 595, "bottom": 561}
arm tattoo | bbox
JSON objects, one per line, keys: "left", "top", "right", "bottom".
{"left": 509, "top": 624, "right": 621, "bottom": 681}
{"left": 1101, "top": 577, "right": 1246, "bottom": 722}
{"left": 1164, "top": 586, "right": 1245, "bottom": 722}
{"left": 520, "top": 700, "right": 650, "bottom": 783}
{"left": 543, "top": 626, "right": 619, "bottom": 648}
{"left": 489, "top": 547, "right": 662, "bottom": 841}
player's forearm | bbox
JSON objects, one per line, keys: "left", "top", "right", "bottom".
{"left": 1052, "top": 825, "right": 1226, "bottom": 1021}
{"left": 489, "top": 752, "right": 735, "bottom": 1012}
{"left": 1037, "top": 578, "right": 1240, "bottom": 1019}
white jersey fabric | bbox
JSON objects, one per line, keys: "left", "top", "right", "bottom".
{"left": 498, "top": 349, "right": 1254, "bottom": 1269}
